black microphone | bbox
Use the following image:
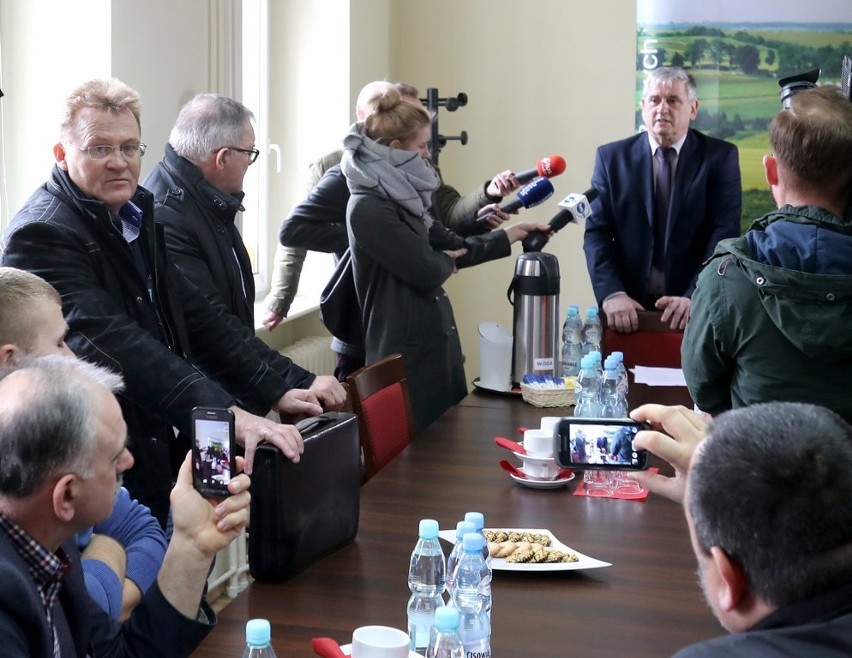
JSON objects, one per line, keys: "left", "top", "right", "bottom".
{"left": 500, "top": 177, "right": 554, "bottom": 214}
{"left": 514, "top": 155, "right": 566, "bottom": 184}
{"left": 522, "top": 188, "right": 600, "bottom": 252}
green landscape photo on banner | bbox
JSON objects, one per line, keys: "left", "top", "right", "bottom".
{"left": 636, "top": 0, "right": 852, "bottom": 232}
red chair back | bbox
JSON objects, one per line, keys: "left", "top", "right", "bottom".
{"left": 601, "top": 310, "right": 684, "bottom": 370}
{"left": 347, "top": 354, "right": 415, "bottom": 483}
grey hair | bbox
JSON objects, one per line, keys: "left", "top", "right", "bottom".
{"left": 643, "top": 67, "right": 698, "bottom": 103}
{"left": 0, "top": 355, "right": 124, "bottom": 498}
{"left": 168, "top": 93, "right": 255, "bottom": 164}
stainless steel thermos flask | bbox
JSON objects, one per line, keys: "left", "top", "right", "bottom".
{"left": 506, "top": 252, "right": 561, "bottom": 384}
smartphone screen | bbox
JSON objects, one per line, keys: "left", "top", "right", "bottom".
{"left": 191, "top": 407, "right": 236, "bottom": 497}
{"left": 554, "top": 418, "right": 650, "bottom": 470}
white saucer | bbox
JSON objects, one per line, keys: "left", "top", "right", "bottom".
{"left": 472, "top": 377, "right": 522, "bottom": 396}
{"left": 509, "top": 471, "right": 575, "bottom": 489}
{"left": 339, "top": 644, "right": 420, "bottom": 658}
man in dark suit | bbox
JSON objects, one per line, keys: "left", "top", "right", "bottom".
{"left": 583, "top": 67, "right": 742, "bottom": 333}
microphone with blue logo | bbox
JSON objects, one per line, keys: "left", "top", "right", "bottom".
{"left": 521, "top": 187, "right": 599, "bottom": 252}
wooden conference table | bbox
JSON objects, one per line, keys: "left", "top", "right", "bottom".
{"left": 193, "top": 383, "right": 716, "bottom": 657}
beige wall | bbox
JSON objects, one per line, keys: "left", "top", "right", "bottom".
{"left": 395, "top": 1, "right": 638, "bottom": 380}
{"left": 0, "top": 0, "right": 639, "bottom": 374}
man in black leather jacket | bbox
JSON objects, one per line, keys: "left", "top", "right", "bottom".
{"left": 1, "top": 79, "right": 345, "bottom": 527}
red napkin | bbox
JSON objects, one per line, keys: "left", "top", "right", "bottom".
{"left": 572, "top": 468, "right": 659, "bottom": 501}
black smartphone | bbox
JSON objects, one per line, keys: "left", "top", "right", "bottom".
{"left": 190, "top": 406, "right": 237, "bottom": 498}
{"left": 554, "top": 417, "right": 650, "bottom": 470}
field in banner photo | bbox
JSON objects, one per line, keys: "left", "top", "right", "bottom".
{"left": 636, "top": 23, "right": 852, "bottom": 231}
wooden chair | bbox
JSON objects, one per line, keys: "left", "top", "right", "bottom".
{"left": 600, "top": 310, "right": 684, "bottom": 370}
{"left": 346, "top": 353, "right": 415, "bottom": 484}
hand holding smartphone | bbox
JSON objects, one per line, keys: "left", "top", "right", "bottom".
{"left": 191, "top": 407, "right": 237, "bottom": 498}
{"left": 554, "top": 417, "right": 650, "bottom": 470}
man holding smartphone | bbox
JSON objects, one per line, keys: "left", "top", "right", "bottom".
{"left": 0, "top": 355, "right": 252, "bottom": 656}
{"left": 629, "top": 403, "right": 852, "bottom": 656}
{"left": 0, "top": 266, "right": 167, "bottom": 620}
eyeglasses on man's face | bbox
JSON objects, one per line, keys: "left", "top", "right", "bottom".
{"left": 222, "top": 146, "right": 260, "bottom": 164}
{"left": 65, "top": 143, "right": 147, "bottom": 161}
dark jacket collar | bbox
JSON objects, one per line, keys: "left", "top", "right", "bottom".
{"left": 752, "top": 580, "right": 852, "bottom": 632}
{"left": 163, "top": 143, "right": 245, "bottom": 218}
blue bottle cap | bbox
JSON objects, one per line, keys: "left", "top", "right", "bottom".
{"left": 612, "top": 351, "right": 624, "bottom": 361}
{"left": 567, "top": 307, "right": 578, "bottom": 317}
{"left": 435, "top": 606, "right": 461, "bottom": 631}
{"left": 587, "top": 307, "right": 598, "bottom": 317}
{"left": 419, "top": 519, "right": 439, "bottom": 539}
{"left": 463, "top": 533, "right": 486, "bottom": 552}
{"left": 246, "top": 618, "right": 271, "bottom": 647}
{"left": 455, "top": 520, "right": 476, "bottom": 541}
{"left": 463, "top": 511, "right": 484, "bottom": 530}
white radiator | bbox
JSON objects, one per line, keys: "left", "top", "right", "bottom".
{"left": 280, "top": 335, "right": 336, "bottom": 376}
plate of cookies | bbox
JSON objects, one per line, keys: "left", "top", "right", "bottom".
{"left": 438, "top": 528, "right": 611, "bottom": 572}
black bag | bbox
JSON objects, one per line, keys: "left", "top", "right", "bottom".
{"left": 248, "top": 412, "right": 361, "bottom": 582}
{"left": 319, "top": 249, "right": 363, "bottom": 345}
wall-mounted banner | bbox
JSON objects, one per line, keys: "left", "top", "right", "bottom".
{"left": 636, "top": 0, "right": 852, "bottom": 226}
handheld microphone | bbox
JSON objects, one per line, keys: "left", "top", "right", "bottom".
{"left": 515, "top": 155, "right": 566, "bottom": 184}
{"left": 500, "top": 177, "right": 555, "bottom": 214}
{"left": 521, "top": 187, "right": 600, "bottom": 252}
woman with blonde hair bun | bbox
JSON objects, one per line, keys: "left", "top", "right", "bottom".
{"left": 341, "top": 87, "right": 551, "bottom": 432}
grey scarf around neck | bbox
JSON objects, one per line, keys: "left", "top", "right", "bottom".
{"left": 340, "top": 122, "right": 439, "bottom": 227}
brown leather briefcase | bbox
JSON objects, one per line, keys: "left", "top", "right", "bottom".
{"left": 248, "top": 411, "right": 361, "bottom": 582}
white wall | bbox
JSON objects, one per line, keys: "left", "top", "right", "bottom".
{"left": 0, "top": 0, "right": 112, "bottom": 221}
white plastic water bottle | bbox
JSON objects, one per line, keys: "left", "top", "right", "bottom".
{"left": 462, "top": 511, "right": 491, "bottom": 567}
{"left": 451, "top": 534, "right": 491, "bottom": 658}
{"left": 599, "top": 357, "right": 626, "bottom": 418}
{"left": 587, "top": 350, "right": 603, "bottom": 381}
{"left": 407, "top": 519, "right": 446, "bottom": 655}
{"left": 241, "top": 619, "right": 278, "bottom": 658}
{"left": 611, "top": 350, "right": 629, "bottom": 408}
{"left": 560, "top": 306, "right": 583, "bottom": 377}
{"left": 446, "top": 520, "right": 476, "bottom": 600}
{"left": 462, "top": 512, "right": 492, "bottom": 619}
{"left": 581, "top": 307, "right": 602, "bottom": 356}
{"left": 574, "top": 355, "right": 601, "bottom": 418}
{"left": 427, "top": 606, "right": 465, "bottom": 658}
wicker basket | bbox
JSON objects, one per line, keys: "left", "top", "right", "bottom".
{"left": 520, "top": 383, "right": 575, "bottom": 408}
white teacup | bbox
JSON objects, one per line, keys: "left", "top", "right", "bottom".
{"left": 523, "top": 429, "right": 555, "bottom": 457}
{"left": 539, "top": 416, "right": 561, "bottom": 433}
{"left": 521, "top": 458, "right": 560, "bottom": 479}
{"left": 351, "top": 625, "right": 410, "bottom": 658}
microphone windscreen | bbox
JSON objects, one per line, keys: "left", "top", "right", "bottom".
{"left": 517, "top": 177, "right": 555, "bottom": 206}
{"left": 536, "top": 155, "right": 566, "bottom": 178}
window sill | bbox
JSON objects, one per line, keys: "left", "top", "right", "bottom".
{"left": 253, "top": 297, "right": 320, "bottom": 335}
